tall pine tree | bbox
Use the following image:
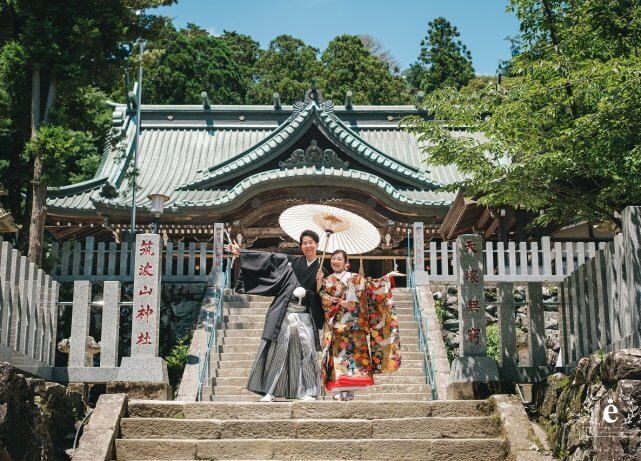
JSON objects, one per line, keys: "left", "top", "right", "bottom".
{"left": 410, "top": 17, "right": 475, "bottom": 92}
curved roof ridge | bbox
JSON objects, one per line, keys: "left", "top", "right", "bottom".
{"left": 176, "top": 103, "right": 315, "bottom": 190}
{"left": 315, "top": 109, "right": 441, "bottom": 188}
{"left": 175, "top": 101, "right": 442, "bottom": 191}
{"left": 174, "top": 167, "right": 450, "bottom": 209}
{"left": 47, "top": 176, "right": 108, "bottom": 198}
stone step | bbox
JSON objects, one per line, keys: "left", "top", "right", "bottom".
{"left": 120, "top": 416, "right": 499, "bottom": 440}
{"left": 215, "top": 351, "right": 425, "bottom": 363}
{"left": 225, "top": 307, "right": 270, "bottom": 316}
{"left": 127, "top": 400, "right": 493, "bottom": 419}
{"left": 216, "top": 342, "right": 422, "bottom": 354}
{"left": 212, "top": 384, "right": 431, "bottom": 397}
{"left": 221, "top": 320, "right": 419, "bottom": 330}
{"left": 209, "top": 393, "right": 434, "bottom": 402}
{"left": 212, "top": 359, "right": 426, "bottom": 372}
{"left": 211, "top": 374, "right": 427, "bottom": 387}
{"left": 214, "top": 365, "right": 426, "bottom": 378}
{"left": 224, "top": 301, "right": 271, "bottom": 309}
{"left": 116, "top": 437, "right": 506, "bottom": 460}
{"left": 224, "top": 294, "right": 272, "bottom": 303}
{"left": 224, "top": 313, "right": 417, "bottom": 323}
{"left": 221, "top": 328, "right": 265, "bottom": 338}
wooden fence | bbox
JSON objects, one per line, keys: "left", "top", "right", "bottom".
{"left": 423, "top": 237, "right": 608, "bottom": 283}
{"left": 557, "top": 207, "right": 641, "bottom": 364}
{"left": 0, "top": 240, "right": 60, "bottom": 375}
{"left": 453, "top": 206, "right": 641, "bottom": 387}
{"left": 0, "top": 234, "right": 207, "bottom": 383}
{"left": 50, "top": 237, "right": 220, "bottom": 282}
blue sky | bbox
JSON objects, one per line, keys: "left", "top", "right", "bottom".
{"left": 153, "top": 0, "right": 520, "bottom": 76}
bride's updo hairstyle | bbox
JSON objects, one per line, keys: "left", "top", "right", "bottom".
{"left": 331, "top": 249, "right": 348, "bottom": 262}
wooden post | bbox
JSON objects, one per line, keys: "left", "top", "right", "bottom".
{"left": 526, "top": 282, "right": 546, "bottom": 366}
{"left": 34, "top": 269, "right": 45, "bottom": 361}
{"left": 594, "top": 249, "right": 611, "bottom": 348}
{"left": 585, "top": 257, "right": 599, "bottom": 352}
{"left": 49, "top": 281, "right": 60, "bottom": 365}
{"left": 96, "top": 242, "right": 105, "bottom": 276}
{"left": 84, "top": 236, "right": 94, "bottom": 276}
{"left": 41, "top": 274, "right": 52, "bottom": 363}
{"left": 575, "top": 267, "right": 589, "bottom": 357}
{"left": 558, "top": 281, "right": 570, "bottom": 365}
{"left": 497, "top": 282, "right": 517, "bottom": 367}
{"left": 26, "top": 262, "right": 38, "bottom": 358}
{"left": 176, "top": 241, "right": 185, "bottom": 277}
{"left": 0, "top": 242, "right": 12, "bottom": 347}
{"left": 604, "top": 242, "right": 619, "bottom": 344}
{"left": 623, "top": 207, "right": 641, "bottom": 341}
{"left": 541, "top": 237, "right": 552, "bottom": 277}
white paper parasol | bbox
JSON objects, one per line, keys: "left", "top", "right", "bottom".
{"left": 279, "top": 204, "right": 380, "bottom": 257}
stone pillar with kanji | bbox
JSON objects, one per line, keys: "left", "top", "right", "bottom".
{"left": 118, "top": 234, "right": 168, "bottom": 385}
{"left": 413, "top": 222, "right": 429, "bottom": 285}
{"left": 448, "top": 234, "right": 499, "bottom": 399}
{"left": 210, "top": 223, "right": 225, "bottom": 287}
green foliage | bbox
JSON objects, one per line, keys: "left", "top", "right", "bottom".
{"left": 165, "top": 336, "right": 191, "bottom": 370}
{"left": 0, "top": 0, "right": 175, "bottom": 246}
{"left": 434, "top": 298, "right": 446, "bottom": 325}
{"left": 142, "top": 24, "right": 246, "bottom": 104}
{"left": 404, "top": 1, "right": 641, "bottom": 229}
{"left": 409, "top": 17, "right": 475, "bottom": 92}
{"left": 486, "top": 323, "right": 501, "bottom": 362}
{"left": 24, "top": 125, "right": 79, "bottom": 186}
{"left": 319, "top": 35, "right": 410, "bottom": 105}
{"left": 248, "top": 34, "right": 322, "bottom": 104}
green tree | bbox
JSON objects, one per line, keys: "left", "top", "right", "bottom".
{"left": 410, "top": 17, "right": 475, "bottom": 92}
{"left": 403, "top": 0, "right": 641, "bottom": 229}
{"left": 0, "top": 0, "right": 174, "bottom": 263}
{"left": 319, "top": 35, "right": 410, "bottom": 105}
{"left": 142, "top": 24, "right": 246, "bottom": 104}
{"left": 221, "top": 30, "right": 262, "bottom": 102}
{"left": 247, "top": 35, "right": 322, "bottom": 104}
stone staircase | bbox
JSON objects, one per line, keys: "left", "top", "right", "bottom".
{"left": 115, "top": 399, "right": 507, "bottom": 460}
{"left": 111, "top": 287, "right": 517, "bottom": 460}
{"left": 201, "top": 288, "right": 432, "bottom": 401}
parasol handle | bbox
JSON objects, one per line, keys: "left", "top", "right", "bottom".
{"left": 319, "top": 229, "right": 333, "bottom": 263}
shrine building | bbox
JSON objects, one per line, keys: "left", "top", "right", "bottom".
{"left": 46, "top": 86, "right": 606, "bottom": 276}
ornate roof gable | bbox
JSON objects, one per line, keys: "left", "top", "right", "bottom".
{"left": 176, "top": 101, "right": 442, "bottom": 191}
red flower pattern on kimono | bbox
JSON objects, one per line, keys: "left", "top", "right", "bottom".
{"left": 320, "top": 273, "right": 401, "bottom": 391}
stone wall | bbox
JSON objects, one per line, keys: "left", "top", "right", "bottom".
{"left": 533, "top": 349, "right": 641, "bottom": 460}
{"left": 433, "top": 284, "right": 560, "bottom": 365}
{"left": 0, "top": 362, "right": 86, "bottom": 460}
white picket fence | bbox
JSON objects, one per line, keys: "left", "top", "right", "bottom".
{"left": 424, "top": 236, "right": 607, "bottom": 282}
{"left": 50, "top": 237, "right": 219, "bottom": 282}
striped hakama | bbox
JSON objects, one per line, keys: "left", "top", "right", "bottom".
{"left": 247, "top": 305, "right": 321, "bottom": 399}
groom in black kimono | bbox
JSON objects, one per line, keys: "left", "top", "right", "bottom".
{"left": 227, "top": 230, "right": 327, "bottom": 401}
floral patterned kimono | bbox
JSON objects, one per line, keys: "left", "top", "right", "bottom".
{"left": 320, "top": 272, "right": 401, "bottom": 392}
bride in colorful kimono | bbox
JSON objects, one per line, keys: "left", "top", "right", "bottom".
{"left": 226, "top": 230, "right": 327, "bottom": 402}
{"left": 319, "top": 249, "right": 402, "bottom": 400}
